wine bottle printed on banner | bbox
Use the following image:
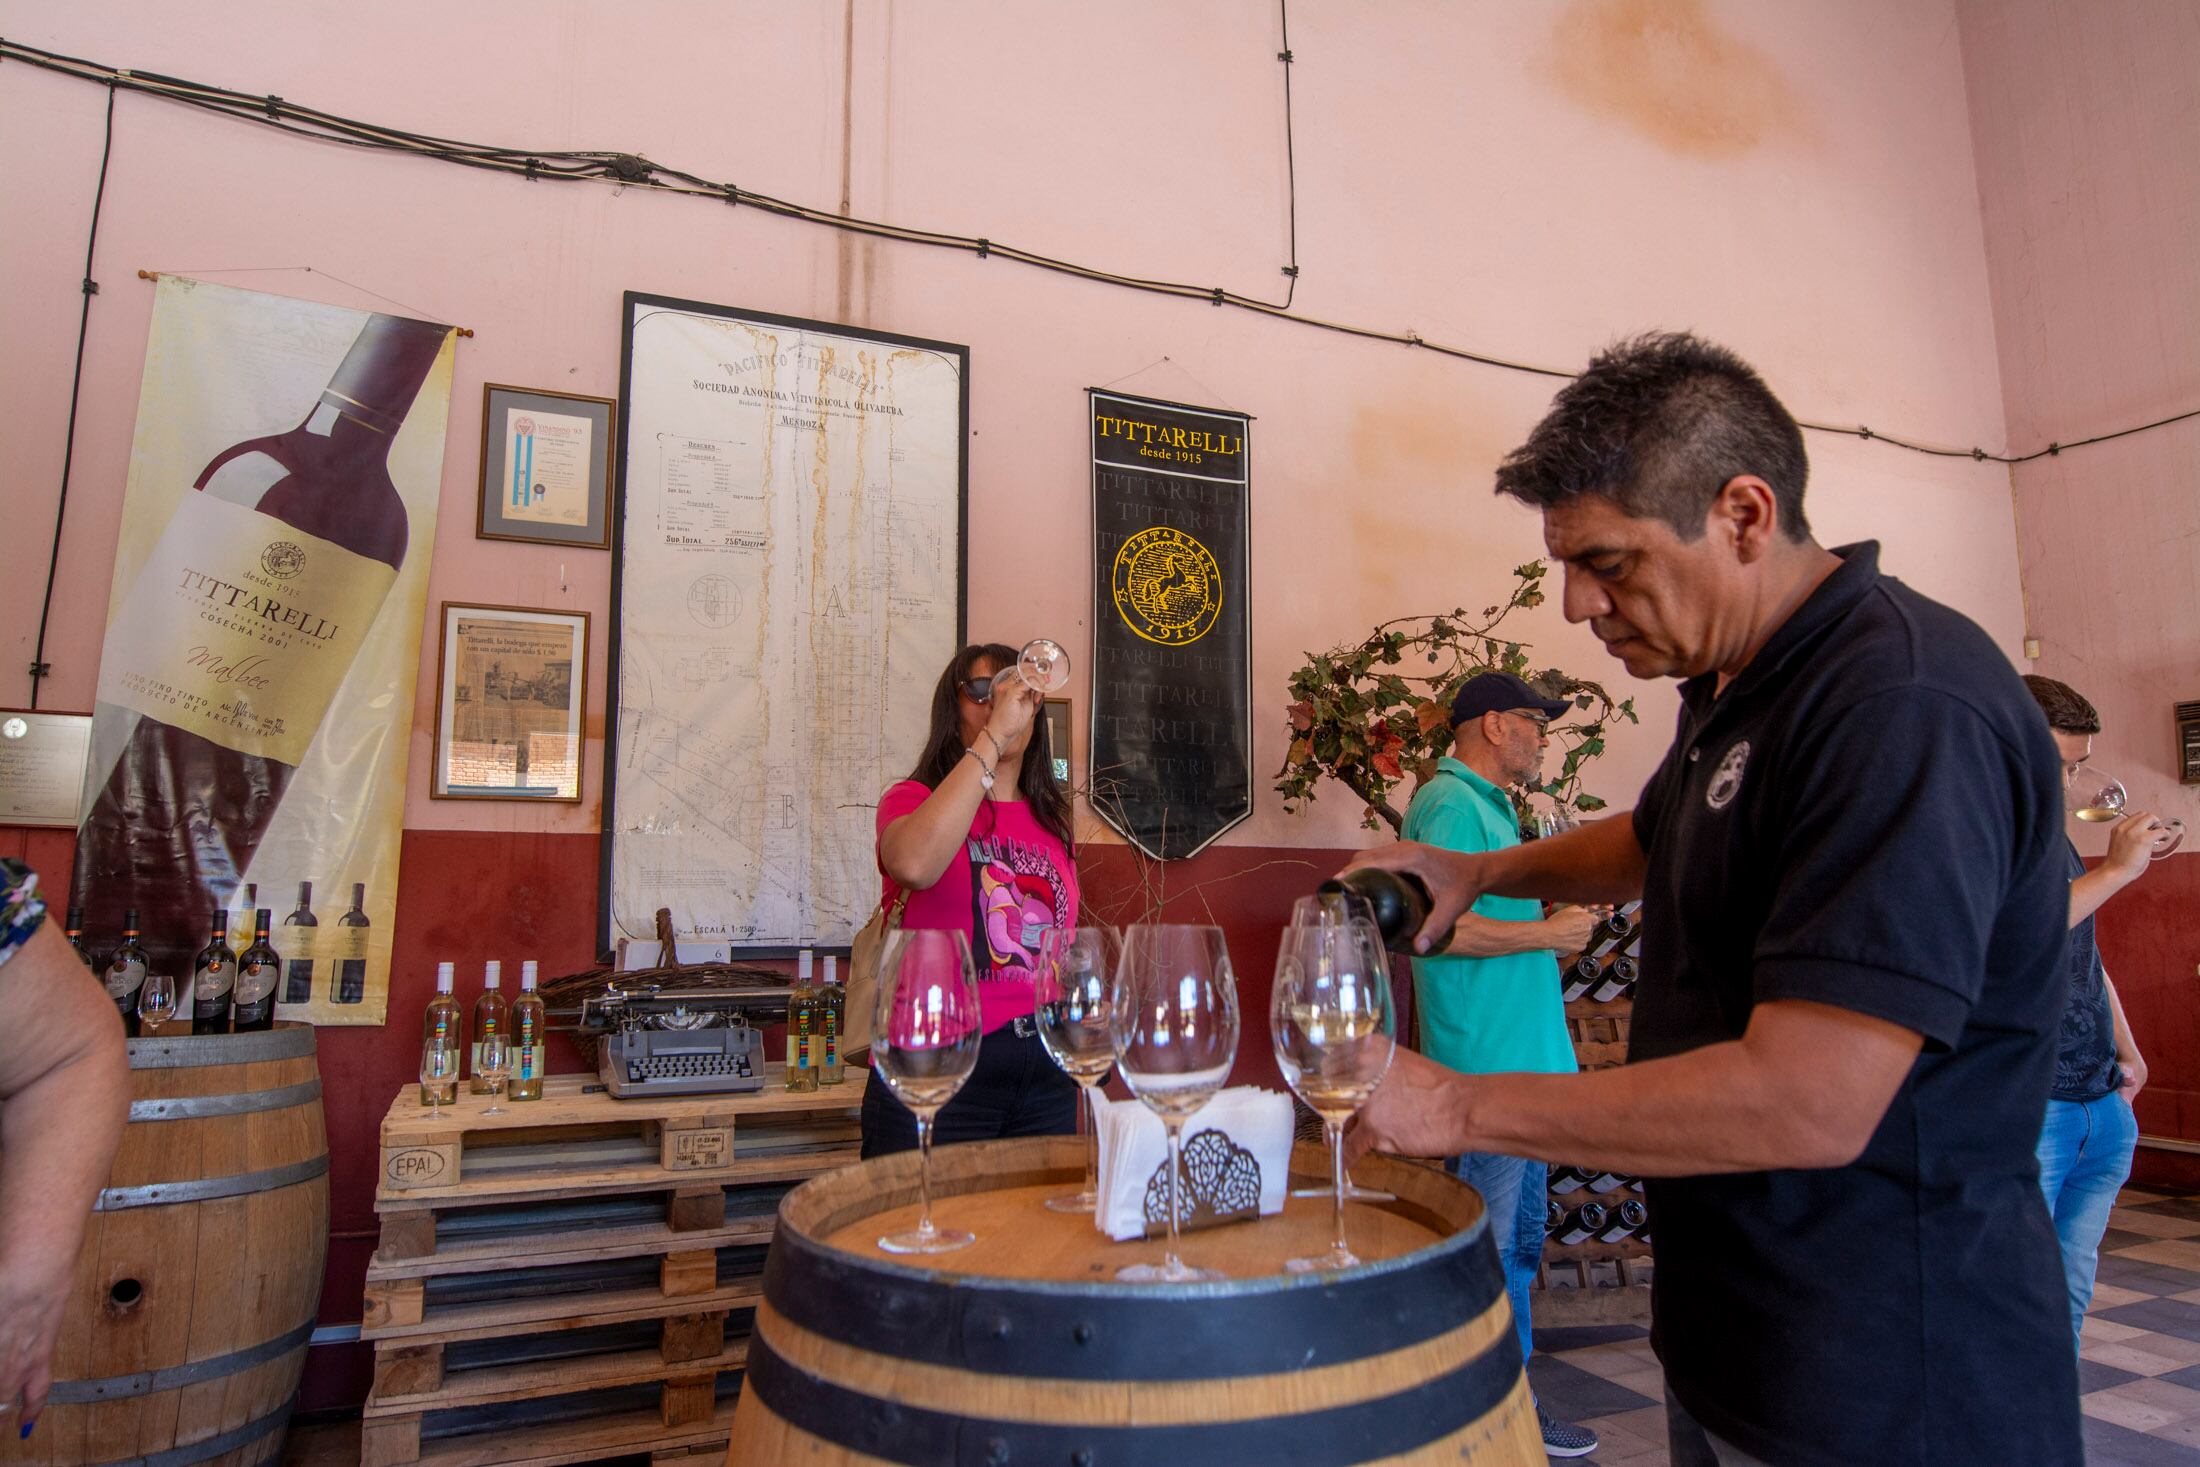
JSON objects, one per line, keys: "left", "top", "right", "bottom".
{"left": 71, "top": 313, "right": 448, "bottom": 973}
{"left": 191, "top": 910, "right": 237, "bottom": 1035}
{"left": 471, "top": 961, "right": 508, "bottom": 1094}
{"left": 282, "top": 881, "right": 318, "bottom": 1004}
{"left": 232, "top": 908, "right": 280, "bottom": 1032}
{"left": 334, "top": 882, "right": 370, "bottom": 1004}
{"left": 104, "top": 909, "right": 149, "bottom": 1035}
{"left": 509, "top": 960, "right": 546, "bottom": 1101}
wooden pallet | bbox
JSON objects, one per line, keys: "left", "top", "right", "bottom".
{"left": 377, "top": 1069, "right": 863, "bottom": 1204}
{"left": 362, "top": 1069, "right": 865, "bottom": 1466}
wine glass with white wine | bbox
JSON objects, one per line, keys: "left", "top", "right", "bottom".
{"left": 1272, "top": 910, "right": 1397, "bottom": 1272}
{"left": 2068, "top": 765, "right": 2185, "bottom": 859}
{"left": 872, "top": 929, "right": 985, "bottom": 1254}
{"left": 1285, "top": 892, "right": 1396, "bottom": 1204}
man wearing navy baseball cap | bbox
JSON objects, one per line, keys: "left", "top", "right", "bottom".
{"left": 1403, "top": 670, "right": 1603, "bottom": 1458}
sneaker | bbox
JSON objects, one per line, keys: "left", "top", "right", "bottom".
{"left": 1538, "top": 1403, "right": 1600, "bottom": 1458}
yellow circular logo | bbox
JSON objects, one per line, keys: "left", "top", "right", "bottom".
{"left": 1111, "top": 526, "right": 1223, "bottom": 646}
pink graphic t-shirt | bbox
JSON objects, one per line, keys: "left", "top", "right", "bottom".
{"left": 875, "top": 780, "right": 1079, "bottom": 1034}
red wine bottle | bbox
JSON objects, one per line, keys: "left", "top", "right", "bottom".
{"left": 1595, "top": 1198, "right": 1650, "bottom": 1243}
{"left": 190, "top": 909, "right": 237, "bottom": 1035}
{"left": 1560, "top": 953, "right": 1602, "bottom": 1003}
{"left": 1554, "top": 1201, "right": 1610, "bottom": 1245}
{"left": 72, "top": 313, "right": 445, "bottom": 976}
{"left": 232, "top": 908, "right": 280, "bottom": 1032}
{"left": 103, "top": 908, "right": 149, "bottom": 1036}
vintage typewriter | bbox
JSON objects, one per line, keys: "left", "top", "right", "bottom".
{"left": 585, "top": 982, "right": 789, "bottom": 1098}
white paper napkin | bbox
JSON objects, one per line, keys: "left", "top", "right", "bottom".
{"left": 1092, "top": 1086, "right": 1294, "bottom": 1241}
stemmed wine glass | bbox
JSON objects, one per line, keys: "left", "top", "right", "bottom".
{"left": 2068, "top": 766, "right": 2185, "bottom": 858}
{"left": 991, "top": 638, "right": 1070, "bottom": 697}
{"left": 1110, "top": 924, "right": 1240, "bottom": 1284}
{"left": 873, "top": 929, "right": 984, "bottom": 1254}
{"left": 138, "top": 973, "right": 179, "bottom": 1032}
{"left": 420, "top": 1035, "right": 459, "bottom": 1116}
{"left": 477, "top": 1032, "right": 513, "bottom": 1116}
{"left": 1033, "top": 925, "right": 1120, "bottom": 1213}
{"left": 1285, "top": 893, "right": 1395, "bottom": 1204}
{"left": 1272, "top": 909, "right": 1397, "bottom": 1272}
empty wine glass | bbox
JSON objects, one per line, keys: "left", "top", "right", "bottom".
{"left": 873, "top": 929, "right": 984, "bottom": 1254}
{"left": 477, "top": 1032, "right": 512, "bottom": 1116}
{"left": 988, "top": 637, "right": 1070, "bottom": 699}
{"left": 2067, "top": 765, "right": 2186, "bottom": 858}
{"left": 137, "top": 972, "right": 179, "bottom": 1030}
{"left": 1110, "top": 924, "right": 1240, "bottom": 1284}
{"left": 420, "top": 1036, "right": 459, "bottom": 1116}
{"left": 1272, "top": 911, "right": 1397, "bottom": 1272}
{"left": 1285, "top": 893, "right": 1396, "bottom": 1205}
{"left": 1034, "top": 925, "right": 1120, "bottom": 1213}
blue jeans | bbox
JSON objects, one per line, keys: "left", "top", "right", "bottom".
{"left": 1451, "top": 1152, "right": 1546, "bottom": 1371}
{"left": 2036, "top": 1091, "right": 2138, "bottom": 1340}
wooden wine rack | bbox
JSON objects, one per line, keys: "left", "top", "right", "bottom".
{"left": 1533, "top": 994, "right": 1654, "bottom": 1325}
{"left": 358, "top": 1068, "right": 864, "bottom": 1467}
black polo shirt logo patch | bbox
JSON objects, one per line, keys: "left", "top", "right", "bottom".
{"left": 1705, "top": 740, "right": 1751, "bottom": 811}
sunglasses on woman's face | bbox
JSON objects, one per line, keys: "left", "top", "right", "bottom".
{"left": 960, "top": 675, "right": 996, "bottom": 704}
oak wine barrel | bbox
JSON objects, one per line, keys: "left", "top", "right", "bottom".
{"left": 728, "top": 1135, "right": 1540, "bottom": 1466}
{"left": 1, "top": 1023, "right": 329, "bottom": 1467}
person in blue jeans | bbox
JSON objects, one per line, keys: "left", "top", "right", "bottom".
{"left": 1403, "top": 672, "right": 1604, "bottom": 1458}
{"left": 2025, "top": 675, "right": 2170, "bottom": 1341}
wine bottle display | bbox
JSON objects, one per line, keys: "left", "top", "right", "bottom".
{"left": 1561, "top": 954, "right": 1602, "bottom": 1003}
{"left": 66, "top": 907, "right": 93, "bottom": 970}
{"left": 232, "top": 909, "right": 280, "bottom": 1031}
{"left": 104, "top": 908, "right": 149, "bottom": 1035}
{"left": 334, "top": 882, "right": 370, "bottom": 1003}
{"left": 471, "top": 961, "right": 508, "bottom": 1094}
{"left": 1589, "top": 955, "right": 1638, "bottom": 1003}
{"left": 509, "top": 960, "right": 546, "bottom": 1101}
{"left": 71, "top": 313, "right": 447, "bottom": 974}
{"left": 282, "top": 881, "right": 319, "bottom": 1004}
{"left": 1316, "top": 869, "right": 1449, "bottom": 955}
{"left": 1596, "top": 1198, "right": 1650, "bottom": 1243}
{"left": 191, "top": 910, "right": 238, "bottom": 1034}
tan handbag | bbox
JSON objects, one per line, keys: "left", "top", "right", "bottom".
{"left": 841, "top": 885, "right": 908, "bottom": 1059}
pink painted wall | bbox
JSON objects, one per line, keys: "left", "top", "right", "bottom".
{"left": 1957, "top": 0, "right": 2200, "bottom": 1135}
{"left": 2, "top": 0, "right": 2028, "bottom": 851}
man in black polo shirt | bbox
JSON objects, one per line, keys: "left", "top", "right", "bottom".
{"left": 1343, "top": 333, "right": 2076, "bottom": 1466}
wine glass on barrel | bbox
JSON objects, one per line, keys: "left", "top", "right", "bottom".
{"left": 1272, "top": 906, "right": 1396, "bottom": 1272}
{"left": 1033, "top": 925, "right": 1120, "bottom": 1213}
{"left": 2068, "top": 766, "right": 2185, "bottom": 859}
{"left": 872, "top": 929, "right": 984, "bottom": 1254}
{"left": 1287, "top": 890, "right": 1400, "bottom": 1203}
{"left": 1110, "top": 924, "right": 1240, "bottom": 1283}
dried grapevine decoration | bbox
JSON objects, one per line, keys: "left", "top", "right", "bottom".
{"left": 1275, "top": 561, "right": 1637, "bottom": 833}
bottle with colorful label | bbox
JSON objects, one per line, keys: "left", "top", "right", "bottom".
{"left": 471, "top": 960, "right": 508, "bottom": 1094}
{"left": 819, "top": 954, "right": 845, "bottom": 1085}
{"left": 786, "top": 949, "right": 819, "bottom": 1092}
{"left": 509, "top": 959, "right": 546, "bottom": 1101}
{"left": 420, "top": 962, "right": 462, "bottom": 1107}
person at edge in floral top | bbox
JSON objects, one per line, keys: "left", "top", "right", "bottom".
{"left": 862, "top": 643, "right": 1080, "bottom": 1157}
{"left": 0, "top": 859, "right": 129, "bottom": 1440}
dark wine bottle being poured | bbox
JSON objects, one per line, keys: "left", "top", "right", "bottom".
{"left": 72, "top": 314, "right": 446, "bottom": 978}
{"left": 1316, "top": 869, "right": 1451, "bottom": 955}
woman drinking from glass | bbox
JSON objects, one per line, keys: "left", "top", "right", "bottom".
{"left": 864, "top": 643, "right": 1081, "bottom": 1157}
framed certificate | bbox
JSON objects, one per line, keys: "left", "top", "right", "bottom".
{"left": 431, "top": 605, "right": 590, "bottom": 801}
{"left": 476, "top": 384, "right": 616, "bottom": 549}
{"left": 0, "top": 710, "right": 93, "bottom": 827}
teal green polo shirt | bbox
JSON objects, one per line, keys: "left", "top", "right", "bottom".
{"left": 1401, "top": 758, "right": 1578, "bottom": 1077}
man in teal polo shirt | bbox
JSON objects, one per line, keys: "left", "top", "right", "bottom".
{"left": 1403, "top": 671, "right": 1602, "bottom": 1458}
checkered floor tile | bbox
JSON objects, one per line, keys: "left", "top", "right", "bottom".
{"left": 1526, "top": 1185, "right": 2200, "bottom": 1464}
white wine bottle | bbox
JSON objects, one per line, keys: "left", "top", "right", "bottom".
{"left": 819, "top": 954, "right": 846, "bottom": 1085}
{"left": 471, "top": 960, "right": 508, "bottom": 1094}
{"left": 509, "top": 960, "right": 546, "bottom": 1101}
{"left": 420, "top": 962, "right": 462, "bottom": 1106}
{"left": 786, "top": 950, "right": 819, "bottom": 1092}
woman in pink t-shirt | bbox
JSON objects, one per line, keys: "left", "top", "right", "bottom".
{"left": 863, "top": 643, "right": 1081, "bottom": 1157}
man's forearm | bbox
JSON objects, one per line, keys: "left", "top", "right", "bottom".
{"left": 1471, "top": 816, "right": 1648, "bottom": 907}
{"left": 1446, "top": 912, "right": 1567, "bottom": 959}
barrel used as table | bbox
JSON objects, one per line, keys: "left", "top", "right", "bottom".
{"left": 1, "top": 1023, "right": 329, "bottom": 1467}
{"left": 727, "top": 1135, "right": 1540, "bottom": 1466}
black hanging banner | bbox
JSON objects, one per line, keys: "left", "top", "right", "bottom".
{"left": 1088, "top": 389, "right": 1252, "bottom": 859}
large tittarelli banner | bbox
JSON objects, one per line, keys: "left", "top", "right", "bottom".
{"left": 72, "top": 276, "right": 456, "bottom": 1026}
